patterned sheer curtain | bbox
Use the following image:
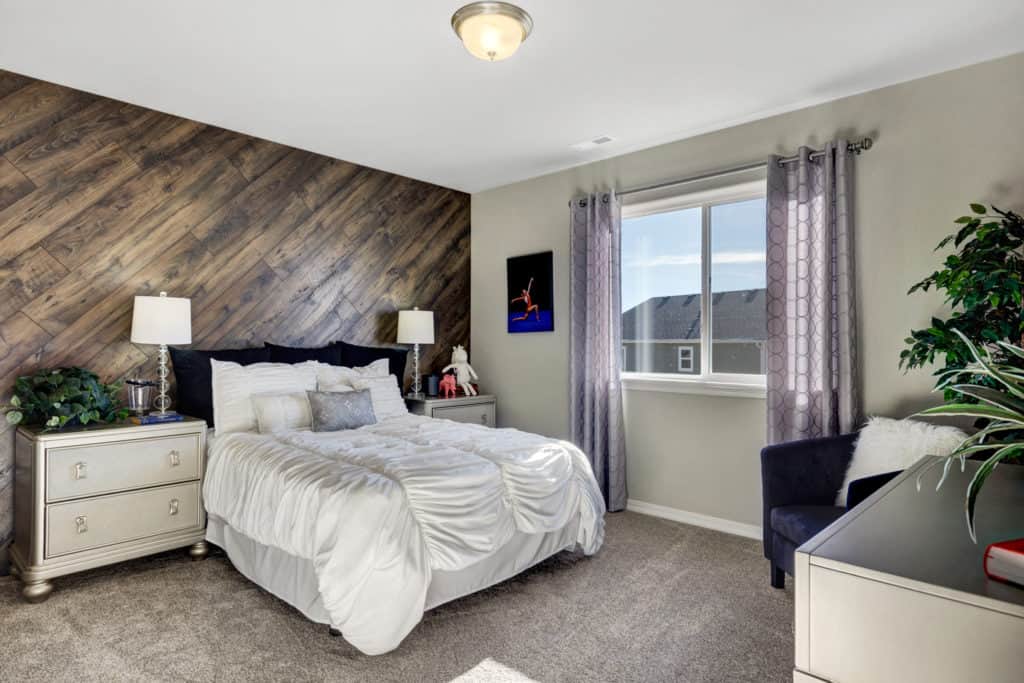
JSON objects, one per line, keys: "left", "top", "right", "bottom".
{"left": 766, "top": 142, "right": 859, "bottom": 443}
{"left": 570, "top": 192, "right": 627, "bottom": 511}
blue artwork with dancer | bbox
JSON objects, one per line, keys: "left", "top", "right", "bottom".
{"left": 507, "top": 251, "right": 554, "bottom": 333}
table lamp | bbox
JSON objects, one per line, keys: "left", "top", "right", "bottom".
{"left": 130, "top": 291, "right": 191, "bottom": 414}
{"left": 397, "top": 307, "right": 434, "bottom": 398}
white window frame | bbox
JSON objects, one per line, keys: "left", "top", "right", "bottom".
{"left": 620, "top": 179, "right": 767, "bottom": 399}
{"left": 676, "top": 345, "right": 694, "bottom": 372}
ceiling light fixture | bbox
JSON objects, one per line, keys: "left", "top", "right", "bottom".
{"left": 451, "top": 2, "right": 533, "bottom": 62}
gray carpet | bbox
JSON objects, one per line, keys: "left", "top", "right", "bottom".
{"left": 0, "top": 512, "right": 793, "bottom": 682}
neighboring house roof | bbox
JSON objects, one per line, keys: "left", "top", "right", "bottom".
{"left": 622, "top": 288, "right": 766, "bottom": 341}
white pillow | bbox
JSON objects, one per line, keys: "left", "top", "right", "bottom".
{"left": 252, "top": 392, "right": 312, "bottom": 434}
{"left": 350, "top": 375, "right": 407, "bottom": 421}
{"left": 836, "top": 416, "right": 967, "bottom": 506}
{"left": 211, "top": 360, "right": 318, "bottom": 435}
{"left": 312, "top": 359, "right": 390, "bottom": 392}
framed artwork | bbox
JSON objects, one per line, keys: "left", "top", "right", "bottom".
{"left": 507, "top": 251, "right": 554, "bottom": 333}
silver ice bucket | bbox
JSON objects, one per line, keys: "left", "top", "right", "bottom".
{"left": 126, "top": 379, "right": 155, "bottom": 415}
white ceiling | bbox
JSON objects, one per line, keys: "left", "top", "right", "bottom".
{"left": 1, "top": 1, "right": 1022, "bottom": 193}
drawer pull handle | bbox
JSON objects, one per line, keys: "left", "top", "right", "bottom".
{"left": 168, "top": 498, "right": 180, "bottom": 516}
{"left": 75, "top": 515, "right": 88, "bottom": 534}
{"left": 480, "top": 413, "right": 488, "bottom": 425}
{"left": 168, "top": 450, "right": 181, "bottom": 467}
{"left": 74, "top": 462, "right": 88, "bottom": 480}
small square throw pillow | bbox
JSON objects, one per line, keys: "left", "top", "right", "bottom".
{"left": 350, "top": 375, "right": 408, "bottom": 421}
{"left": 312, "top": 358, "right": 390, "bottom": 392}
{"left": 307, "top": 390, "right": 377, "bottom": 432}
{"left": 252, "top": 392, "right": 312, "bottom": 434}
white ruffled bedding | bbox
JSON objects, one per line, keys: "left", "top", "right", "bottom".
{"left": 203, "top": 414, "right": 605, "bottom": 654}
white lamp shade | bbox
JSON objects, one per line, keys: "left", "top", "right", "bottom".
{"left": 130, "top": 294, "right": 192, "bottom": 345}
{"left": 397, "top": 309, "right": 434, "bottom": 345}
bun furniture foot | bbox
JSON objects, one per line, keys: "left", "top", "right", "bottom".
{"left": 22, "top": 580, "right": 54, "bottom": 604}
{"left": 189, "top": 541, "right": 209, "bottom": 561}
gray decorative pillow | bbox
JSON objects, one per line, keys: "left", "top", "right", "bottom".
{"left": 307, "top": 390, "right": 376, "bottom": 432}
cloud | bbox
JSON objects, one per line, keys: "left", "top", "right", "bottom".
{"left": 624, "top": 250, "right": 765, "bottom": 268}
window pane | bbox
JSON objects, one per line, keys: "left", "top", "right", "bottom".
{"left": 710, "top": 198, "right": 767, "bottom": 374}
{"left": 621, "top": 207, "right": 702, "bottom": 375}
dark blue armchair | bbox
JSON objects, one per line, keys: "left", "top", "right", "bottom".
{"left": 761, "top": 433, "right": 899, "bottom": 588}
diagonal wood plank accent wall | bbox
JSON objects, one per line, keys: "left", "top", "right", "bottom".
{"left": 0, "top": 70, "right": 470, "bottom": 557}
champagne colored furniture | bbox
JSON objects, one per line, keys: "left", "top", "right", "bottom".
{"left": 793, "top": 456, "right": 1024, "bottom": 682}
{"left": 405, "top": 394, "right": 496, "bottom": 427}
{"left": 10, "top": 418, "right": 207, "bottom": 603}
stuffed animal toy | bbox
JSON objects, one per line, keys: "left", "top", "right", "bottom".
{"left": 442, "top": 345, "right": 478, "bottom": 396}
{"left": 439, "top": 373, "right": 457, "bottom": 399}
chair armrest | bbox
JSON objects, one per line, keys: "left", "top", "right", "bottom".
{"left": 846, "top": 470, "right": 901, "bottom": 509}
{"left": 761, "top": 433, "right": 858, "bottom": 510}
{"left": 761, "top": 433, "right": 857, "bottom": 559}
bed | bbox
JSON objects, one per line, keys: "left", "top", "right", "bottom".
{"left": 202, "top": 412, "right": 606, "bottom": 655}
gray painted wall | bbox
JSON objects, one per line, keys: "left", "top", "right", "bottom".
{"left": 471, "top": 53, "right": 1024, "bottom": 528}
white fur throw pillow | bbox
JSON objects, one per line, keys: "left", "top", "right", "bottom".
{"left": 836, "top": 416, "right": 967, "bottom": 506}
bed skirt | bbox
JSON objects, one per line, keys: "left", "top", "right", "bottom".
{"left": 206, "top": 514, "right": 580, "bottom": 627}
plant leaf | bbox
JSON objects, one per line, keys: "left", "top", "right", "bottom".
{"left": 5, "top": 410, "right": 22, "bottom": 425}
{"left": 970, "top": 203, "right": 987, "bottom": 215}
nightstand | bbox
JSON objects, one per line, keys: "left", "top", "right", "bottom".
{"left": 10, "top": 418, "right": 208, "bottom": 603}
{"left": 406, "top": 394, "right": 497, "bottom": 427}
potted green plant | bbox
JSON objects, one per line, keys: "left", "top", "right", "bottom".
{"left": 900, "top": 204, "right": 1024, "bottom": 399}
{"left": 916, "top": 330, "right": 1024, "bottom": 541}
{"left": 1, "top": 367, "right": 129, "bottom": 430}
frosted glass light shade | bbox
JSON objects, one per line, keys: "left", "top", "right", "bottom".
{"left": 452, "top": 2, "right": 533, "bottom": 62}
{"left": 397, "top": 309, "right": 434, "bottom": 344}
{"left": 130, "top": 293, "right": 192, "bottom": 345}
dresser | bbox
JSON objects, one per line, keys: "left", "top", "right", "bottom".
{"left": 794, "top": 456, "right": 1024, "bottom": 683}
{"left": 405, "top": 394, "right": 496, "bottom": 427}
{"left": 10, "top": 418, "right": 208, "bottom": 603}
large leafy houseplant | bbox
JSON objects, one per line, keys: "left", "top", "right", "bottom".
{"left": 1, "top": 367, "right": 128, "bottom": 430}
{"left": 900, "top": 204, "right": 1024, "bottom": 399}
{"left": 915, "top": 331, "right": 1024, "bottom": 541}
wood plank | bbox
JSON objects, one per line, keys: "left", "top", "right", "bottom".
{"left": 23, "top": 149, "right": 247, "bottom": 335}
{"left": 0, "top": 70, "right": 33, "bottom": 101}
{"left": 0, "top": 155, "right": 34, "bottom": 212}
{"left": 5, "top": 98, "right": 150, "bottom": 185}
{"left": 190, "top": 124, "right": 251, "bottom": 160}
{"left": 0, "top": 247, "right": 69, "bottom": 321}
{"left": 228, "top": 136, "right": 292, "bottom": 181}
{"left": 0, "top": 313, "right": 52, "bottom": 390}
{"left": 297, "top": 158, "right": 362, "bottom": 210}
{"left": 262, "top": 168, "right": 398, "bottom": 278}
{"left": 190, "top": 149, "right": 322, "bottom": 258}
{"left": 0, "top": 143, "right": 137, "bottom": 258}
{"left": 121, "top": 112, "right": 205, "bottom": 168}
{"left": 0, "top": 80, "right": 94, "bottom": 154}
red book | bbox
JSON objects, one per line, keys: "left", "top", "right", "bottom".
{"left": 984, "top": 538, "right": 1024, "bottom": 588}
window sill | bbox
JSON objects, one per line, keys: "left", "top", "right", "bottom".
{"left": 620, "top": 373, "right": 767, "bottom": 399}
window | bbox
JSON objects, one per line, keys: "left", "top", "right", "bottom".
{"left": 620, "top": 179, "right": 767, "bottom": 395}
{"left": 677, "top": 345, "right": 694, "bottom": 372}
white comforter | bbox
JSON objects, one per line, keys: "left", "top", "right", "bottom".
{"left": 203, "top": 414, "right": 605, "bottom": 654}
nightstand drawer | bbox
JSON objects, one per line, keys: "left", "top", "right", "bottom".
{"left": 46, "top": 481, "right": 201, "bottom": 558}
{"left": 432, "top": 403, "right": 495, "bottom": 426}
{"left": 46, "top": 433, "right": 201, "bottom": 502}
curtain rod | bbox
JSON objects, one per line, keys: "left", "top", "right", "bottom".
{"left": 618, "top": 137, "right": 873, "bottom": 198}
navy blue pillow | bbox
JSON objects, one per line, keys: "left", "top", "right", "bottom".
{"left": 264, "top": 342, "right": 344, "bottom": 365}
{"left": 169, "top": 346, "right": 270, "bottom": 426}
{"left": 334, "top": 341, "right": 408, "bottom": 382}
